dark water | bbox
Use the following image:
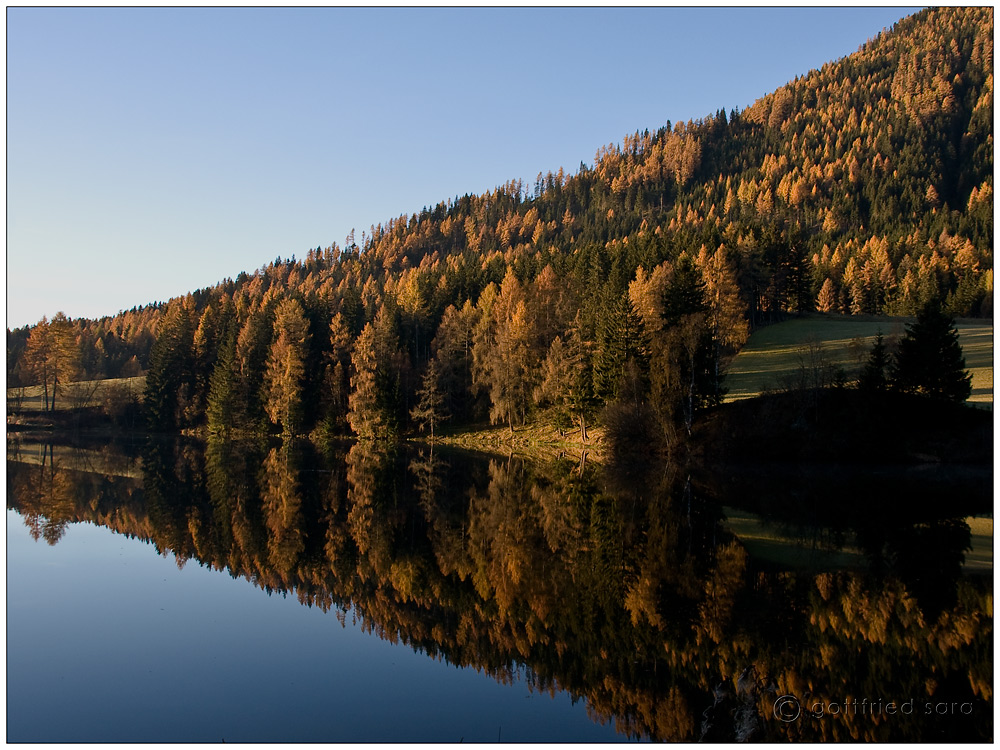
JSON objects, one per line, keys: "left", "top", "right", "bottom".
{"left": 6, "top": 437, "right": 993, "bottom": 742}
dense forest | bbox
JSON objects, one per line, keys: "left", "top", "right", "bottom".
{"left": 7, "top": 7, "right": 993, "bottom": 446}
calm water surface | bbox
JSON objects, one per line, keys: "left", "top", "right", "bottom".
{"left": 9, "top": 512, "right": 630, "bottom": 743}
{"left": 6, "top": 437, "right": 993, "bottom": 742}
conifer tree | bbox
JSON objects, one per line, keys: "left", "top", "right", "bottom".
{"left": 892, "top": 299, "right": 972, "bottom": 401}
{"left": 265, "top": 298, "right": 312, "bottom": 435}
{"left": 816, "top": 278, "right": 838, "bottom": 313}
{"left": 236, "top": 306, "right": 276, "bottom": 433}
{"left": 431, "top": 300, "right": 480, "bottom": 422}
{"left": 410, "top": 359, "right": 449, "bottom": 440}
{"left": 698, "top": 247, "right": 747, "bottom": 404}
{"left": 145, "top": 303, "right": 195, "bottom": 431}
{"left": 22, "top": 317, "right": 52, "bottom": 411}
{"left": 45, "top": 312, "right": 79, "bottom": 411}
{"left": 191, "top": 303, "right": 222, "bottom": 424}
{"left": 318, "top": 311, "right": 353, "bottom": 435}
{"left": 857, "top": 331, "right": 890, "bottom": 393}
{"left": 653, "top": 257, "right": 715, "bottom": 436}
{"left": 348, "top": 306, "right": 407, "bottom": 439}
{"left": 594, "top": 293, "right": 649, "bottom": 404}
{"left": 472, "top": 271, "right": 536, "bottom": 433}
{"left": 206, "top": 320, "right": 240, "bottom": 435}
{"left": 534, "top": 320, "right": 596, "bottom": 441}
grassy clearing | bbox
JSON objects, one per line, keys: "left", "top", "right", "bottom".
{"left": 8, "top": 376, "right": 145, "bottom": 412}
{"left": 725, "top": 315, "right": 992, "bottom": 407}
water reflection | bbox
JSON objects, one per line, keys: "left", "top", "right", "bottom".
{"left": 6, "top": 437, "right": 993, "bottom": 741}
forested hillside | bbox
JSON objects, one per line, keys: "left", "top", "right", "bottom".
{"left": 8, "top": 7, "right": 993, "bottom": 446}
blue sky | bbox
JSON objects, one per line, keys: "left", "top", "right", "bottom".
{"left": 7, "top": 7, "right": 920, "bottom": 329}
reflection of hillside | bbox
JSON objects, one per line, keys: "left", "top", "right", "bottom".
{"left": 6, "top": 440, "right": 993, "bottom": 741}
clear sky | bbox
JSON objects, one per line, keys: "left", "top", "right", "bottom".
{"left": 7, "top": 6, "right": 921, "bottom": 329}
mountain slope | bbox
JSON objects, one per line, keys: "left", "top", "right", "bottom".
{"left": 8, "top": 7, "right": 993, "bottom": 444}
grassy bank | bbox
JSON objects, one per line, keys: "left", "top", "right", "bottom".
{"left": 725, "top": 315, "right": 992, "bottom": 407}
{"left": 8, "top": 376, "right": 145, "bottom": 412}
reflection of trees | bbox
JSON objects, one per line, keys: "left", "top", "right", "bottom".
{"left": 466, "top": 456, "right": 547, "bottom": 613}
{"left": 408, "top": 447, "right": 469, "bottom": 585}
{"left": 346, "top": 442, "right": 406, "bottom": 581}
{"left": 7, "top": 442, "right": 136, "bottom": 546}
{"left": 6, "top": 441, "right": 993, "bottom": 742}
{"left": 262, "top": 444, "right": 305, "bottom": 578}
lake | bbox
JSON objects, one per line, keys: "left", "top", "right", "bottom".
{"left": 6, "top": 436, "right": 993, "bottom": 742}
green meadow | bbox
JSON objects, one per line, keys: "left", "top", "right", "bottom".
{"left": 7, "top": 376, "right": 145, "bottom": 412}
{"left": 725, "top": 315, "right": 993, "bottom": 408}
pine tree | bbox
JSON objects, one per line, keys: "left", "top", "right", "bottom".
{"left": 857, "top": 331, "right": 890, "bottom": 393}
{"left": 892, "top": 299, "right": 972, "bottom": 401}
{"left": 206, "top": 320, "right": 240, "bottom": 435}
{"left": 236, "top": 306, "right": 276, "bottom": 433}
{"left": 145, "top": 303, "right": 195, "bottom": 431}
{"left": 191, "top": 303, "right": 222, "bottom": 424}
{"left": 410, "top": 359, "right": 449, "bottom": 440}
{"left": 594, "top": 293, "right": 649, "bottom": 403}
{"left": 534, "top": 320, "right": 596, "bottom": 442}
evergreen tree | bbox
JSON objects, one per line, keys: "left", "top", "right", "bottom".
{"left": 235, "top": 307, "right": 276, "bottom": 433}
{"left": 534, "top": 320, "right": 597, "bottom": 441}
{"left": 892, "top": 299, "right": 972, "bottom": 401}
{"left": 594, "top": 293, "right": 649, "bottom": 403}
{"left": 857, "top": 331, "right": 890, "bottom": 393}
{"left": 645, "top": 255, "right": 718, "bottom": 437}
{"left": 206, "top": 320, "right": 240, "bottom": 435}
{"left": 191, "top": 303, "right": 223, "bottom": 425}
{"left": 410, "top": 359, "right": 449, "bottom": 440}
{"left": 145, "top": 303, "right": 195, "bottom": 431}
